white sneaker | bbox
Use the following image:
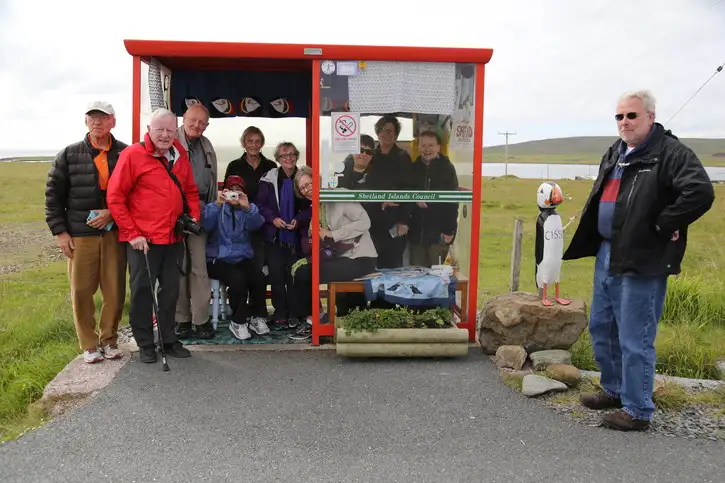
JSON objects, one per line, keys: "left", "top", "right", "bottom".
{"left": 83, "top": 348, "right": 104, "bottom": 364}
{"left": 229, "top": 321, "right": 251, "bottom": 340}
{"left": 101, "top": 344, "right": 122, "bottom": 360}
{"left": 248, "top": 316, "right": 270, "bottom": 335}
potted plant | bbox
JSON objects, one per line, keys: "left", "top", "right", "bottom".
{"left": 335, "top": 306, "right": 469, "bottom": 358}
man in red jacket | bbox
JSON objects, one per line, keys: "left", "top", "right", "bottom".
{"left": 107, "top": 108, "right": 201, "bottom": 363}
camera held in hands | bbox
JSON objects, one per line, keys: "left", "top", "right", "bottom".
{"left": 176, "top": 213, "right": 203, "bottom": 236}
{"left": 223, "top": 190, "right": 239, "bottom": 202}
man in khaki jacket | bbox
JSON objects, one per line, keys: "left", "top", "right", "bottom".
{"left": 174, "top": 104, "right": 218, "bottom": 339}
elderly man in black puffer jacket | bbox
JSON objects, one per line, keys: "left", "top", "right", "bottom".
{"left": 45, "top": 101, "right": 129, "bottom": 364}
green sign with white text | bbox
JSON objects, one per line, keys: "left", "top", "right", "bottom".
{"left": 319, "top": 190, "right": 473, "bottom": 202}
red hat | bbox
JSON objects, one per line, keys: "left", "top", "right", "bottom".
{"left": 224, "top": 175, "right": 246, "bottom": 192}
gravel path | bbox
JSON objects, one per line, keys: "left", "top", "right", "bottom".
{"left": 538, "top": 379, "right": 725, "bottom": 442}
{"left": 545, "top": 399, "right": 725, "bottom": 441}
{"left": 0, "top": 221, "right": 60, "bottom": 274}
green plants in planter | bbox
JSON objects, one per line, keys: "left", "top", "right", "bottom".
{"left": 340, "top": 306, "right": 454, "bottom": 335}
{"left": 336, "top": 306, "right": 469, "bottom": 358}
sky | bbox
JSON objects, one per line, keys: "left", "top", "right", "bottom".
{"left": 0, "top": 0, "right": 723, "bottom": 157}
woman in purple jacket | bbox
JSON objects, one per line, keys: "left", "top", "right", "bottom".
{"left": 255, "top": 142, "right": 311, "bottom": 329}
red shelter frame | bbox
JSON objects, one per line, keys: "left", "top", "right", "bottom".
{"left": 124, "top": 40, "right": 493, "bottom": 345}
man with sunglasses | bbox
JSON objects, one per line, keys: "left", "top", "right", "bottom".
{"left": 562, "top": 90, "right": 714, "bottom": 431}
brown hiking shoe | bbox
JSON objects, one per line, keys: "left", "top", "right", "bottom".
{"left": 581, "top": 391, "right": 622, "bottom": 410}
{"left": 601, "top": 410, "right": 650, "bottom": 431}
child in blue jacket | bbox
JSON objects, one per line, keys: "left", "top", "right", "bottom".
{"left": 204, "top": 175, "right": 266, "bottom": 340}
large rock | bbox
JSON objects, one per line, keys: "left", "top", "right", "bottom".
{"left": 478, "top": 291, "right": 588, "bottom": 354}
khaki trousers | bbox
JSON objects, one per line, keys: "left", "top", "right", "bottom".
{"left": 67, "top": 230, "right": 127, "bottom": 350}
{"left": 175, "top": 232, "right": 211, "bottom": 325}
{"left": 409, "top": 243, "right": 450, "bottom": 268}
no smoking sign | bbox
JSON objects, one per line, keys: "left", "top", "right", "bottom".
{"left": 335, "top": 115, "right": 357, "bottom": 137}
{"left": 331, "top": 112, "right": 360, "bottom": 153}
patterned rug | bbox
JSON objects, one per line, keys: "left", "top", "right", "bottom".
{"left": 178, "top": 320, "right": 308, "bottom": 345}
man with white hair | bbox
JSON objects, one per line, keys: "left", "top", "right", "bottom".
{"left": 174, "top": 104, "right": 218, "bottom": 340}
{"left": 563, "top": 90, "right": 715, "bottom": 431}
{"left": 45, "top": 101, "right": 128, "bottom": 363}
{"left": 107, "top": 108, "right": 201, "bottom": 363}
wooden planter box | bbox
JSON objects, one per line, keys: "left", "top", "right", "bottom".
{"left": 335, "top": 322, "right": 469, "bottom": 358}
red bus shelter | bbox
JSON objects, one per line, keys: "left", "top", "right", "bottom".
{"left": 123, "top": 39, "right": 494, "bottom": 346}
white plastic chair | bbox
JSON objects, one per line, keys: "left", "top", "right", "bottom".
{"left": 210, "top": 279, "right": 228, "bottom": 330}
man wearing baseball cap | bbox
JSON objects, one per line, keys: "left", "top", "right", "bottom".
{"left": 45, "top": 101, "right": 129, "bottom": 363}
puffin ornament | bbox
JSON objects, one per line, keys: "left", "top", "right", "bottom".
{"left": 534, "top": 181, "right": 571, "bottom": 307}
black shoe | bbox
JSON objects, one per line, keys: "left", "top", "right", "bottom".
{"left": 289, "top": 321, "right": 312, "bottom": 341}
{"left": 601, "top": 410, "right": 650, "bottom": 431}
{"left": 174, "top": 321, "right": 192, "bottom": 339}
{"left": 195, "top": 321, "right": 215, "bottom": 339}
{"left": 581, "top": 391, "right": 623, "bottom": 410}
{"left": 162, "top": 341, "right": 191, "bottom": 358}
{"left": 139, "top": 346, "right": 157, "bottom": 363}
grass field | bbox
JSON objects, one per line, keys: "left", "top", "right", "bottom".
{"left": 0, "top": 161, "right": 724, "bottom": 441}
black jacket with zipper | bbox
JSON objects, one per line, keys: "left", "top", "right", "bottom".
{"left": 45, "top": 133, "right": 128, "bottom": 237}
{"left": 562, "top": 122, "right": 714, "bottom": 277}
{"left": 408, "top": 154, "right": 459, "bottom": 246}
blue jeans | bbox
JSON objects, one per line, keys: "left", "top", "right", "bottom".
{"left": 589, "top": 241, "right": 668, "bottom": 420}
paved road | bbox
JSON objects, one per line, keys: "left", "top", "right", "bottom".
{"left": 1, "top": 349, "right": 723, "bottom": 482}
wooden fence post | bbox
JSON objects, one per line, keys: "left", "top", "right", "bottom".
{"left": 509, "top": 219, "right": 524, "bottom": 292}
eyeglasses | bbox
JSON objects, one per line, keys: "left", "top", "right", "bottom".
{"left": 615, "top": 112, "right": 639, "bottom": 121}
{"left": 278, "top": 153, "right": 297, "bottom": 159}
{"left": 360, "top": 148, "right": 374, "bottom": 155}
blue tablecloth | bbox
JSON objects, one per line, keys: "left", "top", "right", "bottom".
{"left": 357, "top": 267, "right": 457, "bottom": 307}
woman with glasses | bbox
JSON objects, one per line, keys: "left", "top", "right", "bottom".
{"left": 256, "top": 142, "right": 311, "bottom": 330}
{"left": 288, "top": 166, "right": 378, "bottom": 340}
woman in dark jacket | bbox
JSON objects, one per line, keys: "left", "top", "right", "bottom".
{"left": 222, "top": 126, "right": 278, "bottom": 326}
{"left": 408, "top": 130, "right": 459, "bottom": 267}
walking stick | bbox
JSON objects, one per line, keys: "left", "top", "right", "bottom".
{"left": 144, "top": 251, "right": 170, "bottom": 371}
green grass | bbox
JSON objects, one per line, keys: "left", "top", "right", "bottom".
{"left": 0, "top": 162, "right": 51, "bottom": 223}
{"left": 0, "top": 263, "right": 79, "bottom": 441}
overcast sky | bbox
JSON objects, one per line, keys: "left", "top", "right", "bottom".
{"left": 0, "top": 0, "right": 723, "bottom": 156}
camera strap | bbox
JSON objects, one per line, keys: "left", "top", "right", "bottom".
{"left": 141, "top": 142, "right": 192, "bottom": 277}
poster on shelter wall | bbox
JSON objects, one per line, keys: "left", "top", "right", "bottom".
{"left": 148, "top": 57, "right": 172, "bottom": 111}
{"left": 449, "top": 63, "right": 476, "bottom": 152}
